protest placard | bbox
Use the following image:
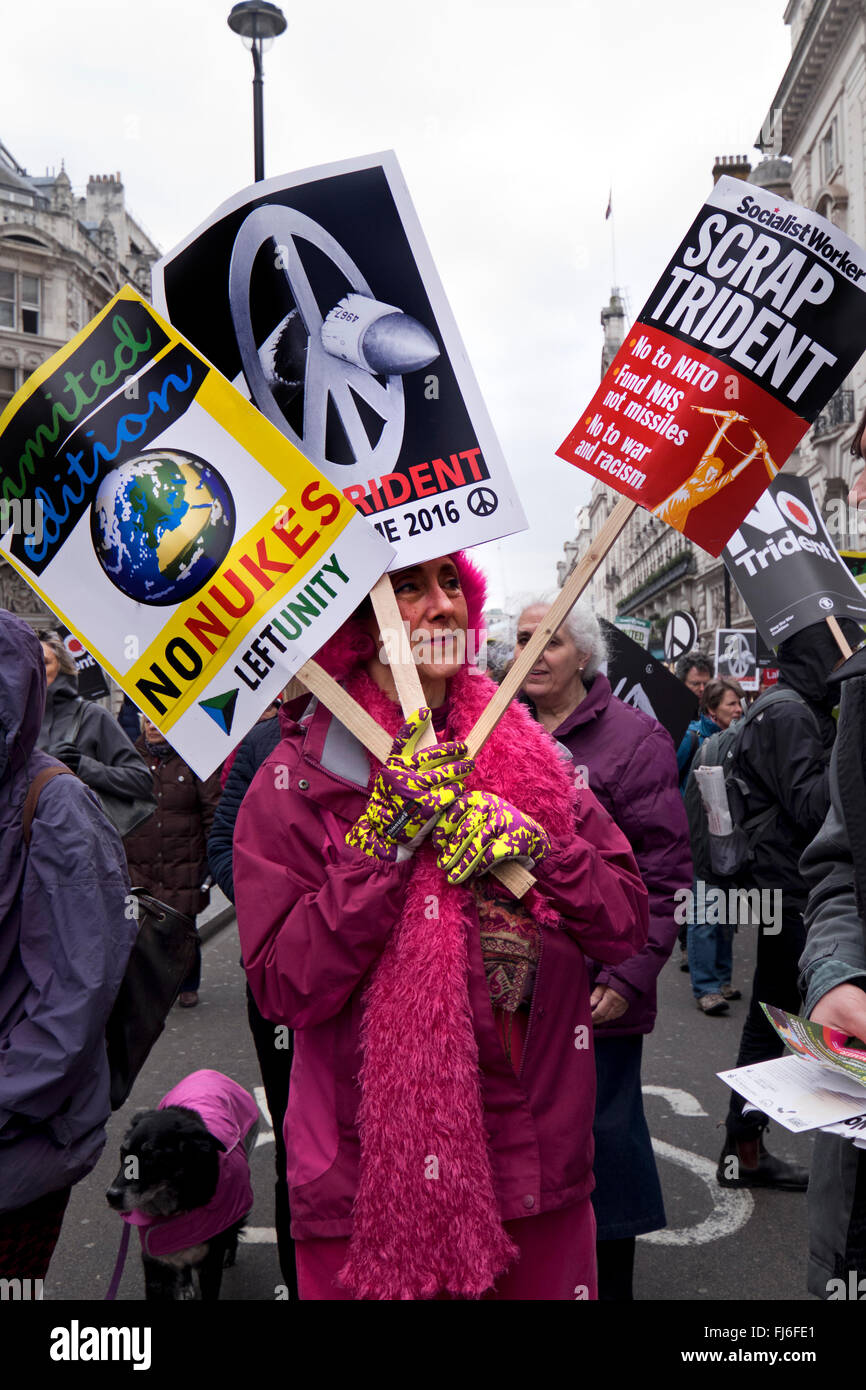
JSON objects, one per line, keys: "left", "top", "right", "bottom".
{"left": 557, "top": 176, "right": 866, "bottom": 555}
{"left": 56, "top": 624, "right": 110, "bottom": 700}
{"left": 601, "top": 619, "right": 697, "bottom": 745}
{"left": 715, "top": 627, "right": 759, "bottom": 691}
{"left": 613, "top": 614, "right": 651, "bottom": 649}
{"left": 723, "top": 474, "right": 866, "bottom": 646}
{"left": 152, "top": 152, "right": 527, "bottom": 567}
{"left": 756, "top": 630, "right": 775, "bottom": 667}
{"left": 663, "top": 610, "right": 699, "bottom": 662}
{"left": 0, "top": 287, "right": 394, "bottom": 778}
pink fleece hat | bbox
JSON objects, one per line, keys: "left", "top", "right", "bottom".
{"left": 316, "top": 550, "right": 488, "bottom": 681}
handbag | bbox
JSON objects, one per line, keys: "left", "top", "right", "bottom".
{"left": 22, "top": 771, "right": 197, "bottom": 1111}
{"left": 68, "top": 701, "right": 156, "bottom": 838}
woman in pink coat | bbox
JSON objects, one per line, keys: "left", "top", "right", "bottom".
{"left": 233, "top": 550, "right": 648, "bottom": 1300}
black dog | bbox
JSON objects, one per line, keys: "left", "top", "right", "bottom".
{"left": 106, "top": 1080, "right": 258, "bottom": 1301}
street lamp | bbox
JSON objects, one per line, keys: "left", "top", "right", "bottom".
{"left": 227, "top": 2, "right": 287, "bottom": 183}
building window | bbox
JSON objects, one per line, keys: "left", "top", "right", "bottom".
{"left": 0, "top": 270, "right": 41, "bottom": 334}
{"left": 0, "top": 271, "right": 13, "bottom": 329}
{"left": 0, "top": 365, "right": 16, "bottom": 410}
{"left": 821, "top": 121, "right": 839, "bottom": 182}
{"left": 20, "top": 275, "right": 39, "bottom": 333}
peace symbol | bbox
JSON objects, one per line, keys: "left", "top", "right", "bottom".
{"left": 723, "top": 632, "right": 753, "bottom": 680}
{"left": 228, "top": 205, "right": 404, "bottom": 487}
{"left": 664, "top": 612, "right": 698, "bottom": 661}
{"left": 467, "top": 487, "right": 498, "bottom": 517}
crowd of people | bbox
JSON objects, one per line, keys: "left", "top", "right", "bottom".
{"left": 3, "top": 516, "right": 866, "bottom": 1300}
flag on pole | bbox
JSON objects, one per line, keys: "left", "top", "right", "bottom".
{"left": 605, "top": 190, "right": 612, "bottom": 220}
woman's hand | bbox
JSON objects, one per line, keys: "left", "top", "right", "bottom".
{"left": 432, "top": 790, "right": 550, "bottom": 885}
{"left": 347, "top": 707, "right": 473, "bottom": 862}
{"left": 590, "top": 985, "right": 629, "bottom": 1024}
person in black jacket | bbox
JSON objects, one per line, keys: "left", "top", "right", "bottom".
{"left": 717, "top": 617, "right": 863, "bottom": 1190}
{"left": 208, "top": 703, "right": 298, "bottom": 1295}
{"left": 126, "top": 716, "right": 222, "bottom": 1009}
{"left": 799, "top": 648, "right": 866, "bottom": 1295}
{"left": 36, "top": 635, "right": 151, "bottom": 807}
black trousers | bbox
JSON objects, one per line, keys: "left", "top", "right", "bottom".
{"left": 0, "top": 1185, "right": 71, "bottom": 1279}
{"left": 245, "top": 983, "right": 298, "bottom": 1297}
{"left": 725, "top": 909, "right": 806, "bottom": 1141}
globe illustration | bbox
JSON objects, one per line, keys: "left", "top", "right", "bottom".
{"left": 90, "top": 450, "right": 236, "bottom": 606}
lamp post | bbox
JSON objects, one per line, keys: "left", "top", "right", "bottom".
{"left": 227, "top": 2, "right": 287, "bottom": 183}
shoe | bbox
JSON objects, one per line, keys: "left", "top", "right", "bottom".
{"left": 720, "top": 984, "right": 741, "bottom": 1000}
{"left": 679, "top": 946, "right": 689, "bottom": 972}
{"left": 178, "top": 991, "right": 199, "bottom": 1008}
{"left": 698, "top": 993, "right": 729, "bottom": 1015}
{"left": 717, "top": 1136, "right": 809, "bottom": 1190}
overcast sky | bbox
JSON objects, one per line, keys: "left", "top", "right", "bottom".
{"left": 1, "top": 0, "right": 792, "bottom": 609}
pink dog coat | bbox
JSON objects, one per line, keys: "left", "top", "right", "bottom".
{"left": 122, "top": 1069, "right": 258, "bottom": 1258}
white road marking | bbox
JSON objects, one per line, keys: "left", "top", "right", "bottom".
{"left": 639, "top": 1084, "right": 753, "bottom": 1245}
{"left": 253, "top": 1086, "right": 275, "bottom": 1147}
{"left": 642, "top": 1084, "right": 708, "bottom": 1118}
{"left": 640, "top": 1139, "right": 754, "bottom": 1245}
{"left": 239, "top": 1227, "right": 277, "bottom": 1244}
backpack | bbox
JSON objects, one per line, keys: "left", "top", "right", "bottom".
{"left": 683, "top": 687, "right": 819, "bottom": 883}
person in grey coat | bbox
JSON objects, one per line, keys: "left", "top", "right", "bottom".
{"left": 800, "top": 646, "right": 866, "bottom": 1298}
{"left": 0, "top": 612, "right": 136, "bottom": 1280}
{"left": 36, "top": 632, "right": 151, "bottom": 804}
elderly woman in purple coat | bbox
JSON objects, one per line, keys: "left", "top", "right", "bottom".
{"left": 515, "top": 598, "right": 693, "bottom": 1301}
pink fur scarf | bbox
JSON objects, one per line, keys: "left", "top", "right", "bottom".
{"left": 337, "top": 665, "right": 577, "bottom": 1299}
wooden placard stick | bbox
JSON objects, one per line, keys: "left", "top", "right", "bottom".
{"left": 465, "top": 496, "right": 638, "bottom": 759}
{"left": 284, "top": 662, "right": 392, "bottom": 763}
{"left": 827, "top": 615, "right": 854, "bottom": 661}
{"left": 370, "top": 573, "right": 432, "bottom": 731}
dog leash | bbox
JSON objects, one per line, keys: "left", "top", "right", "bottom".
{"left": 105, "top": 1223, "right": 131, "bottom": 1301}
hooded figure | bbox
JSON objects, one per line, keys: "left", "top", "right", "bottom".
{"left": 738, "top": 616, "right": 864, "bottom": 905}
{"left": 717, "top": 615, "right": 863, "bottom": 1192}
{"left": 800, "top": 640, "right": 866, "bottom": 1295}
{"left": 233, "top": 551, "right": 648, "bottom": 1301}
{"left": 36, "top": 667, "right": 152, "bottom": 806}
{"left": 0, "top": 611, "right": 135, "bottom": 1277}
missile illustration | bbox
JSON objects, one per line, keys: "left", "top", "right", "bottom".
{"left": 320, "top": 293, "right": 439, "bottom": 374}
{"left": 258, "top": 292, "right": 440, "bottom": 406}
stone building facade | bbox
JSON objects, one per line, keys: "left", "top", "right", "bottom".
{"left": 0, "top": 140, "right": 159, "bottom": 626}
{"left": 558, "top": 0, "right": 866, "bottom": 656}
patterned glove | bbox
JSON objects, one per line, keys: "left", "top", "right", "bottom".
{"left": 432, "top": 790, "right": 550, "bottom": 885}
{"left": 346, "top": 707, "right": 473, "bottom": 863}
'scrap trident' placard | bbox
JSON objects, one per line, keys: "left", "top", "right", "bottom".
{"left": 0, "top": 287, "right": 393, "bottom": 777}
{"left": 557, "top": 177, "right": 866, "bottom": 555}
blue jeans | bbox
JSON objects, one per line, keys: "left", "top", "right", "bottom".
{"left": 688, "top": 914, "right": 733, "bottom": 999}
